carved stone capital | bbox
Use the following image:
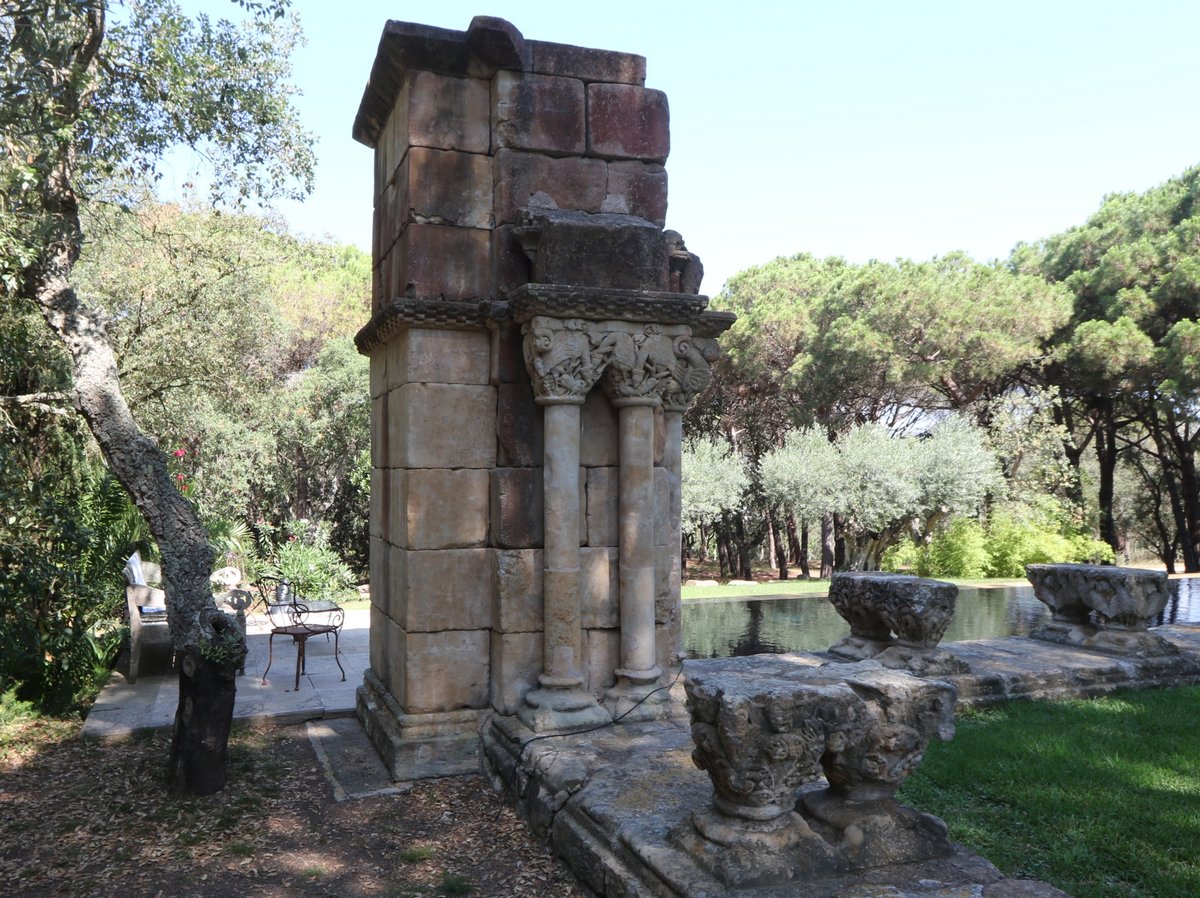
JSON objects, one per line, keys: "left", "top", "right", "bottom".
{"left": 522, "top": 317, "right": 607, "bottom": 405}
{"left": 662, "top": 334, "right": 719, "bottom": 412}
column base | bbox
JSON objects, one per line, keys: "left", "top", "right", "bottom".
{"left": 604, "top": 673, "right": 676, "bottom": 722}
{"left": 518, "top": 685, "right": 613, "bottom": 733}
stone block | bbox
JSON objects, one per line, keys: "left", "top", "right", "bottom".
{"left": 529, "top": 40, "right": 646, "bottom": 85}
{"left": 494, "top": 149, "right": 607, "bottom": 226}
{"left": 404, "top": 468, "right": 490, "bottom": 549}
{"left": 492, "top": 548, "right": 544, "bottom": 633}
{"left": 654, "top": 466, "right": 670, "bottom": 547}
{"left": 490, "top": 467, "right": 544, "bottom": 549}
{"left": 378, "top": 179, "right": 401, "bottom": 262}
{"left": 579, "top": 390, "right": 619, "bottom": 467}
{"left": 395, "top": 223, "right": 491, "bottom": 301}
{"left": 369, "top": 353, "right": 386, "bottom": 400}
{"left": 497, "top": 383, "right": 542, "bottom": 466}
{"left": 404, "top": 70, "right": 491, "bottom": 154}
{"left": 587, "top": 83, "right": 670, "bottom": 162}
{"left": 393, "top": 548, "right": 493, "bottom": 633}
{"left": 386, "top": 469, "right": 407, "bottom": 547}
{"left": 491, "top": 224, "right": 530, "bottom": 299}
{"left": 389, "top": 328, "right": 491, "bottom": 387}
{"left": 586, "top": 467, "right": 619, "bottom": 547}
{"left": 579, "top": 472, "right": 588, "bottom": 547}
{"left": 580, "top": 547, "right": 618, "bottom": 629}
{"left": 604, "top": 161, "right": 668, "bottom": 226}
{"left": 369, "top": 605, "right": 407, "bottom": 702}
{"left": 492, "top": 70, "right": 585, "bottom": 155}
{"left": 653, "top": 403, "right": 666, "bottom": 465}
{"left": 371, "top": 395, "right": 389, "bottom": 468}
{"left": 516, "top": 208, "right": 670, "bottom": 291}
{"left": 583, "top": 628, "right": 620, "bottom": 696}
{"left": 401, "top": 629, "right": 490, "bottom": 713}
{"left": 369, "top": 536, "right": 388, "bottom": 611}
{"left": 384, "top": 542, "right": 407, "bottom": 621}
{"left": 654, "top": 549, "right": 681, "bottom": 626}
{"left": 496, "top": 321, "right": 531, "bottom": 384}
{"left": 370, "top": 468, "right": 387, "bottom": 540}
{"left": 395, "top": 147, "right": 493, "bottom": 230}
{"left": 656, "top": 620, "right": 681, "bottom": 678}
{"left": 490, "top": 631, "right": 543, "bottom": 715}
{"left": 389, "top": 383, "right": 497, "bottom": 469}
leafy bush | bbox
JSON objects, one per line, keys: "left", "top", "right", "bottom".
{"left": 880, "top": 539, "right": 923, "bottom": 573}
{"left": 256, "top": 519, "right": 355, "bottom": 601}
{"left": 922, "top": 519, "right": 991, "bottom": 579}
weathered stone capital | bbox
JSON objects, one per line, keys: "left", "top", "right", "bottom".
{"left": 661, "top": 334, "right": 719, "bottom": 412}
{"left": 522, "top": 316, "right": 608, "bottom": 404}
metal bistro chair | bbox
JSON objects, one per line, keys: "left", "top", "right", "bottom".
{"left": 260, "top": 578, "right": 346, "bottom": 692}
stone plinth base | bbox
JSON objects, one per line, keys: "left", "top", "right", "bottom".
{"left": 1029, "top": 621, "right": 1179, "bottom": 658}
{"left": 875, "top": 644, "right": 972, "bottom": 676}
{"left": 356, "top": 669, "right": 486, "bottom": 781}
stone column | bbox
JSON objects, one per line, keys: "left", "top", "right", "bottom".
{"left": 605, "top": 397, "right": 663, "bottom": 715}
{"left": 519, "top": 318, "right": 612, "bottom": 732}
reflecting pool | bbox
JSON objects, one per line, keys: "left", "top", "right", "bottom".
{"left": 682, "top": 577, "right": 1200, "bottom": 660}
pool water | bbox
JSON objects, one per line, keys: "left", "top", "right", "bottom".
{"left": 682, "top": 578, "right": 1200, "bottom": 660}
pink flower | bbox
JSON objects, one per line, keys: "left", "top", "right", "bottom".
{"left": 173, "top": 448, "right": 186, "bottom": 458}
{"left": 175, "top": 473, "right": 185, "bottom": 482}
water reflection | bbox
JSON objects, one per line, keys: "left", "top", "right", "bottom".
{"left": 682, "top": 577, "right": 1200, "bottom": 660}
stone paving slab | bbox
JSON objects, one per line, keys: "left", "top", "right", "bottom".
{"left": 80, "top": 609, "right": 370, "bottom": 741}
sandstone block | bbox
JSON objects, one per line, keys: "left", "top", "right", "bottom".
{"left": 587, "top": 83, "right": 670, "bottom": 162}
{"left": 371, "top": 395, "right": 389, "bottom": 468}
{"left": 378, "top": 179, "right": 401, "bottom": 263}
{"left": 492, "top": 70, "right": 585, "bottom": 155}
{"left": 395, "top": 223, "right": 490, "bottom": 301}
{"left": 369, "top": 352, "right": 386, "bottom": 400}
{"left": 395, "top": 147, "right": 493, "bottom": 230}
{"left": 605, "top": 161, "right": 667, "bottom": 226}
{"left": 580, "top": 547, "right": 618, "bottom": 629}
{"left": 656, "top": 620, "right": 681, "bottom": 678}
{"left": 490, "top": 630, "right": 543, "bottom": 715}
{"left": 389, "top": 383, "right": 497, "bottom": 469}
{"left": 654, "top": 403, "right": 666, "bottom": 465}
{"left": 586, "top": 467, "right": 619, "bottom": 546}
{"left": 583, "top": 628, "right": 620, "bottom": 695}
{"left": 392, "top": 548, "right": 493, "bottom": 633}
{"left": 369, "top": 536, "right": 388, "bottom": 611}
{"left": 529, "top": 40, "right": 646, "bottom": 85}
{"left": 494, "top": 149, "right": 607, "bottom": 225}
{"left": 490, "top": 467, "right": 544, "bottom": 548}
{"left": 370, "top": 605, "right": 407, "bottom": 703}
{"left": 655, "top": 550, "right": 681, "bottom": 625}
{"left": 383, "top": 542, "right": 407, "bottom": 620}
{"left": 579, "top": 389, "right": 619, "bottom": 467}
{"left": 371, "top": 259, "right": 383, "bottom": 312}
{"left": 491, "top": 224, "right": 531, "bottom": 299}
{"left": 386, "top": 469, "right": 407, "bottom": 547}
{"left": 401, "top": 629, "right": 490, "bottom": 713}
{"left": 497, "top": 383, "right": 542, "bottom": 467}
{"left": 492, "top": 548, "right": 544, "bottom": 633}
{"left": 516, "top": 208, "right": 670, "bottom": 291}
{"left": 496, "top": 321, "right": 531, "bottom": 384}
{"left": 404, "top": 70, "right": 491, "bottom": 154}
{"left": 654, "top": 466, "right": 670, "bottom": 547}
{"left": 370, "top": 468, "right": 387, "bottom": 540}
{"left": 404, "top": 468, "right": 490, "bottom": 549}
{"left": 388, "top": 328, "right": 491, "bottom": 388}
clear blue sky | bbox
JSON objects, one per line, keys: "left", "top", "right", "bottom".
{"left": 173, "top": 1, "right": 1200, "bottom": 295}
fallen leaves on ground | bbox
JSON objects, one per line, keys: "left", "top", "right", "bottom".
{"left": 0, "top": 721, "right": 585, "bottom": 898}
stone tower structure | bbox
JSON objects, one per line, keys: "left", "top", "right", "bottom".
{"left": 352, "top": 16, "right": 732, "bottom": 779}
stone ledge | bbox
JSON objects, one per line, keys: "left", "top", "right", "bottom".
{"left": 355, "top": 297, "right": 508, "bottom": 355}
{"left": 510, "top": 283, "right": 708, "bottom": 325}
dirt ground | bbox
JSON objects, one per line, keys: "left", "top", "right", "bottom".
{"left": 0, "top": 718, "right": 586, "bottom": 898}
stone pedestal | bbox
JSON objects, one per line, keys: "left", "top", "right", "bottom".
{"left": 827, "top": 572, "right": 968, "bottom": 675}
{"left": 1027, "top": 563, "right": 1178, "bottom": 657}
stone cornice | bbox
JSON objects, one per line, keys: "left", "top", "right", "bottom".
{"left": 354, "top": 297, "right": 508, "bottom": 354}
{"left": 691, "top": 310, "right": 737, "bottom": 339}
{"left": 510, "top": 284, "right": 708, "bottom": 326}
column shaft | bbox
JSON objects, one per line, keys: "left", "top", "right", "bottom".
{"left": 615, "top": 401, "right": 661, "bottom": 683}
{"left": 541, "top": 401, "right": 583, "bottom": 687}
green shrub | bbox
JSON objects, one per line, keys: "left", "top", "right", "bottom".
{"left": 257, "top": 519, "right": 355, "bottom": 601}
{"left": 923, "top": 518, "right": 991, "bottom": 579}
{"left": 881, "top": 539, "right": 923, "bottom": 573}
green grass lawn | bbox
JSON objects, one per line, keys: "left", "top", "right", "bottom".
{"left": 897, "top": 687, "right": 1200, "bottom": 898}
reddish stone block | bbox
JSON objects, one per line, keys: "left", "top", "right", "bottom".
{"left": 492, "top": 70, "right": 586, "bottom": 155}
{"left": 405, "top": 70, "right": 491, "bottom": 153}
{"left": 496, "top": 321, "right": 531, "bottom": 384}
{"left": 529, "top": 40, "right": 646, "bottom": 85}
{"left": 494, "top": 150, "right": 608, "bottom": 225}
{"left": 518, "top": 209, "right": 669, "bottom": 291}
{"left": 497, "top": 383, "right": 542, "bottom": 467}
{"left": 491, "top": 224, "right": 530, "bottom": 298}
{"left": 397, "top": 223, "right": 490, "bottom": 300}
{"left": 396, "top": 147, "right": 493, "bottom": 229}
{"left": 606, "top": 161, "right": 668, "bottom": 227}
{"left": 490, "top": 467, "right": 544, "bottom": 549}
{"left": 587, "top": 84, "right": 670, "bottom": 162}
